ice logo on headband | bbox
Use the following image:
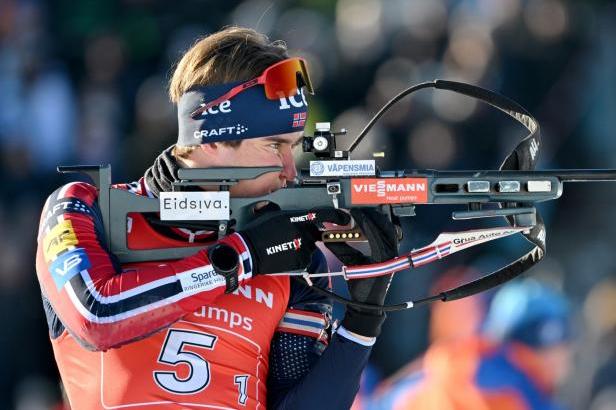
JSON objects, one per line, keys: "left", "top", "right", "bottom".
{"left": 195, "top": 100, "right": 233, "bottom": 117}
{"left": 278, "top": 88, "right": 308, "bottom": 110}
{"left": 193, "top": 123, "right": 249, "bottom": 140}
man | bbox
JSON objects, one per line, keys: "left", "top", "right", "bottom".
{"left": 36, "top": 27, "right": 397, "bottom": 409}
{"left": 365, "top": 278, "right": 572, "bottom": 410}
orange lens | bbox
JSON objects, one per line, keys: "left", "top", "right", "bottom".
{"left": 263, "top": 58, "right": 313, "bottom": 100}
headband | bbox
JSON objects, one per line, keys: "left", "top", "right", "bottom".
{"left": 177, "top": 81, "right": 309, "bottom": 146}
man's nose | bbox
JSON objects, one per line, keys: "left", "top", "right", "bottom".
{"left": 279, "top": 147, "right": 297, "bottom": 182}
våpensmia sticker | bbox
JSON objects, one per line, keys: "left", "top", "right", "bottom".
{"left": 309, "top": 160, "right": 376, "bottom": 177}
{"left": 159, "top": 191, "right": 230, "bottom": 221}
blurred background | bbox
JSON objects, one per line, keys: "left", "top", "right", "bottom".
{"left": 1, "top": 0, "right": 615, "bottom": 408}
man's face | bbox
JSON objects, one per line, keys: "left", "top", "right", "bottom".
{"left": 200, "top": 131, "right": 303, "bottom": 197}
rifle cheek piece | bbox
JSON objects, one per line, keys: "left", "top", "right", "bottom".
{"left": 207, "top": 243, "right": 240, "bottom": 293}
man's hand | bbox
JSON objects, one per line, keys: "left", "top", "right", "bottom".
{"left": 238, "top": 208, "right": 351, "bottom": 275}
{"left": 325, "top": 208, "right": 399, "bottom": 338}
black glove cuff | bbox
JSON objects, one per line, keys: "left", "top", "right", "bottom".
{"left": 207, "top": 243, "right": 240, "bottom": 293}
{"left": 341, "top": 307, "right": 387, "bottom": 338}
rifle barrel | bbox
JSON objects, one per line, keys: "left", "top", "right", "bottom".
{"left": 546, "top": 169, "right": 616, "bottom": 182}
{"left": 403, "top": 169, "right": 616, "bottom": 182}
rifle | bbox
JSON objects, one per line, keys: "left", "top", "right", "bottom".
{"left": 59, "top": 80, "right": 616, "bottom": 311}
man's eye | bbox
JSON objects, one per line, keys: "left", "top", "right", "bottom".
{"left": 270, "top": 143, "right": 281, "bottom": 151}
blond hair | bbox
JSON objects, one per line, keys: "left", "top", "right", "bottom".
{"left": 169, "top": 26, "right": 288, "bottom": 158}
{"left": 169, "top": 26, "right": 288, "bottom": 103}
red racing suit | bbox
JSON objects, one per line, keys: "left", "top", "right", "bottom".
{"left": 36, "top": 179, "right": 372, "bottom": 409}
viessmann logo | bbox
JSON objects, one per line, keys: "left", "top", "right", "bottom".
{"left": 266, "top": 238, "right": 302, "bottom": 255}
{"left": 351, "top": 178, "right": 429, "bottom": 204}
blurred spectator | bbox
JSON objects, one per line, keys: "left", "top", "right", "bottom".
{"left": 579, "top": 278, "right": 616, "bottom": 410}
{"left": 76, "top": 33, "right": 124, "bottom": 166}
{"left": 0, "top": 0, "right": 76, "bottom": 174}
{"left": 352, "top": 267, "right": 487, "bottom": 410}
{"left": 365, "top": 278, "right": 572, "bottom": 410}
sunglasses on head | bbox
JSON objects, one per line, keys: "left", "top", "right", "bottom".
{"left": 190, "top": 57, "right": 314, "bottom": 119}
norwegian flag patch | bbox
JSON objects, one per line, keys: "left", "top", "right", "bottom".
{"left": 292, "top": 112, "right": 307, "bottom": 128}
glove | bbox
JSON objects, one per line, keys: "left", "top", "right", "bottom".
{"left": 325, "top": 208, "right": 399, "bottom": 338}
{"left": 237, "top": 208, "right": 350, "bottom": 275}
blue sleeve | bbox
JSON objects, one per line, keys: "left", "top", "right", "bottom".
{"left": 267, "top": 251, "right": 373, "bottom": 409}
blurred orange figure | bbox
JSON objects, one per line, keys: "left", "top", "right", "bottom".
{"left": 365, "top": 277, "right": 572, "bottom": 410}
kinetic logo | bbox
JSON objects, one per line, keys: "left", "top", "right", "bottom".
{"left": 266, "top": 238, "right": 302, "bottom": 255}
{"left": 351, "top": 178, "right": 428, "bottom": 204}
{"left": 290, "top": 212, "right": 316, "bottom": 223}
